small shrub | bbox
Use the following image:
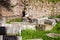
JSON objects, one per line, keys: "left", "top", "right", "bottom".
{"left": 57, "top": 27, "right": 60, "bottom": 30}
{"left": 51, "top": 22, "right": 60, "bottom": 34}
{"left": 48, "top": 0, "right": 60, "bottom": 3}
{"left": 49, "top": 15, "right": 60, "bottom": 18}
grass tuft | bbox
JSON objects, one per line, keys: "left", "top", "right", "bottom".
{"left": 6, "top": 18, "right": 23, "bottom": 24}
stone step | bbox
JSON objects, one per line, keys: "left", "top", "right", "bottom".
{"left": 0, "top": 35, "right": 22, "bottom": 40}
{"left": 0, "top": 26, "right": 21, "bottom": 35}
{"left": 27, "top": 38, "right": 43, "bottom": 40}
{"left": 6, "top": 26, "right": 21, "bottom": 35}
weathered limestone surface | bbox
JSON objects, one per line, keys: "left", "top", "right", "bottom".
{"left": 3, "top": 22, "right": 35, "bottom": 35}
{"left": 45, "top": 24, "right": 53, "bottom": 31}
{"left": 54, "top": 18, "right": 60, "bottom": 22}
{"left": 25, "top": 0, "right": 60, "bottom": 18}
{"left": 55, "top": 2, "right": 60, "bottom": 15}
{"left": 2, "top": 24, "right": 21, "bottom": 35}
{"left": 17, "top": 36, "right": 22, "bottom": 40}
{"left": 12, "top": 22, "right": 36, "bottom": 30}
{"left": 47, "top": 33, "right": 60, "bottom": 38}
{"left": 10, "top": 0, "right": 23, "bottom": 16}
{"left": 0, "top": 35, "right": 3, "bottom": 40}
{"left": 0, "top": 0, "right": 23, "bottom": 17}
{"left": 6, "top": 26, "right": 21, "bottom": 35}
{"left": 0, "top": 0, "right": 60, "bottom": 19}
{"left": 0, "top": 35, "right": 22, "bottom": 40}
{"left": 27, "top": 38, "right": 43, "bottom": 40}
{"left": 25, "top": 0, "right": 51, "bottom": 18}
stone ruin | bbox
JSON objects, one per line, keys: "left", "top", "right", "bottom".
{"left": 47, "top": 33, "right": 60, "bottom": 38}
{"left": 0, "top": 26, "right": 22, "bottom": 40}
{"left": 0, "top": 35, "right": 22, "bottom": 40}
{"left": 0, "top": 0, "right": 60, "bottom": 26}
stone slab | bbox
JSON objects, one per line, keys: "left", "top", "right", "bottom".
{"left": 6, "top": 26, "right": 21, "bottom": 35}
{"left": 27, "top": 39, "right": 43, "bottom": 40}
{"left": 0, "top": 35, "right": 22, "bottom": 40}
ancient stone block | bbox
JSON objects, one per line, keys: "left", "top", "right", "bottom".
{"left": 44, "top": 20, "right": 52, "bottom": 25}
{"left": 6, "top": 26, "right": 21, "bottom": 35}
{"left": 47, "top": 33, "right": 60, "bottom": 38}
{"left": 3, "top": 35, "right": 17, "bottom": 40}
{"left": 0, "top": 35, "right": 22, "bottom": 40}
{"left": 27, "top": 38, "right": 43, "bottom": 40}
{"left": 44, "top": 19, "right": 56, "bottom": 26}
{"left": 0, "top": 35, "right": 3, "bottom": 40}
{"left": 55, "top": 18, "right": 60, "bottom": 22}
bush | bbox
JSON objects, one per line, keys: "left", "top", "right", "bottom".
{"left": 49, "top": 15, "right": 60, "bottom": 18}
{"left": 48, "top": 0, "right": 60, "bottom": 3}
{"left": 51, "top": 22, "right": 60, "bottom": 34}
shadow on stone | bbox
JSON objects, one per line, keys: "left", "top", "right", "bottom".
{"left": 0, "top": 27, "right": 6, "bottom": 35}
{"left": 3, "top": 35, "right": 17, "bottom": 40}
